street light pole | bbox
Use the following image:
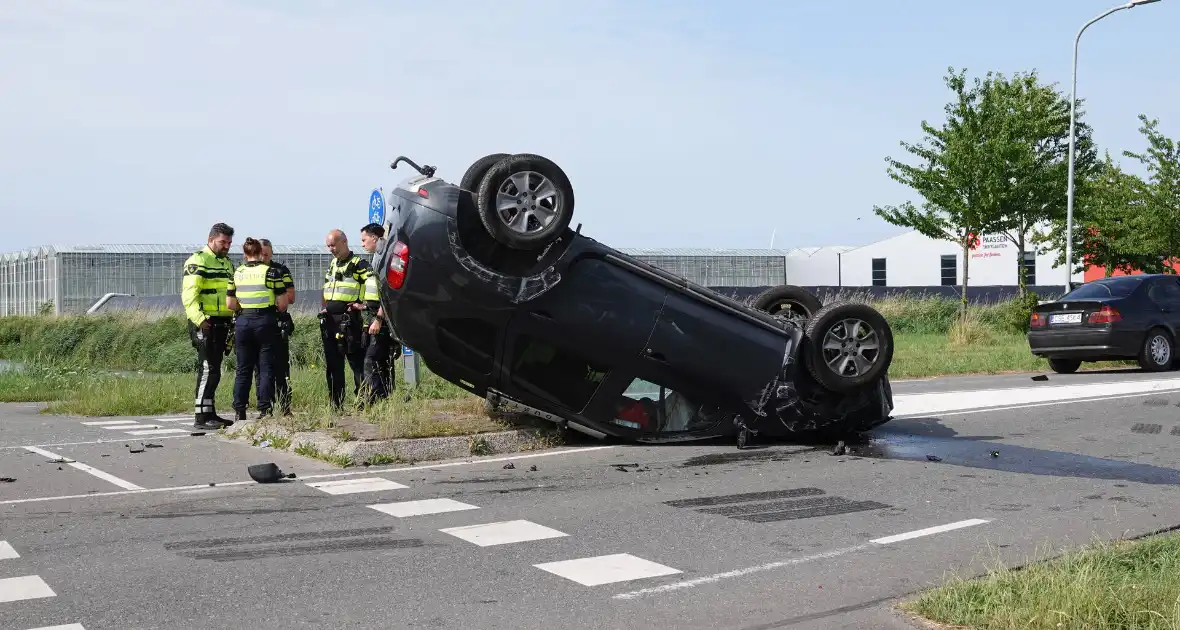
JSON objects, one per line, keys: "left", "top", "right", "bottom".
{"left": 1064, "top": 0, "right": 1161, "bottom": 294}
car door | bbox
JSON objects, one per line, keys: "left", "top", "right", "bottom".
{"left": 498, "top": 255, "right": 668, "bottom": 414}
{"left": 641, "top": 290, "right": 790, "bottom": 405}
{"left": 1146, "top": 277, "right": 1180, "bottom": 333}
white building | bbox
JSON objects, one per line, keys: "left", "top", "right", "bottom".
{"left": 825, "top": 228, "right": 1083, "bottom": 288}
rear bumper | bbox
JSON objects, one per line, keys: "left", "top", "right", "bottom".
{"left": 1027, "top": 327, "right": 1139, "bottom": 358}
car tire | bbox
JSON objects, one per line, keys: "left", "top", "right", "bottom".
{"left": 476, "top": 153, "right": 575, "bottom": 250}
{"left": 752, "top": 285, "right": 823, "bottom": 325}
{"left": 802, "top": 301, "right": 894, "bottom": 394}
{"left": 1048, "top": 358, "right": 1081, "bottom": 374}
{"left": 1137, "top": 327, "right": 1174, "bottom": 372}
{"left": 460, "top": 153, "right": 511, "bottom": 193}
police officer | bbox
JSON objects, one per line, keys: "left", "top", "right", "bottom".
{"left": 358, "top": 223, "right": 399, "bottom": 404}
{"left": 228, "top": 237, "right": 289, "bottom": 420}
{"left": 257, "top": 238, "right": 295, "bottom": 416}
{"left": 319, "top": 229, "right": 371, "bottom": 411}
{"left": 181, "top": 222, "right": 237, "bottom": 430}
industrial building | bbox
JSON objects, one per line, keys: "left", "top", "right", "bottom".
{"left": 0, "top": 244, "right": 797, "bottom": 316}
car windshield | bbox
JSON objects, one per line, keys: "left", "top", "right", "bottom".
{"left": 1061, "top": 276, "right": 1143, "bottom": 299}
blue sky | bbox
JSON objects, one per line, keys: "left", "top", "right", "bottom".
{"left": 1, "top": 0, "right": 1177, "bottom": 254}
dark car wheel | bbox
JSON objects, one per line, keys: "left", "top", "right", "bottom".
{"left": 1138, "top": 327, "right": 1174, "bottom": 372}
{"left": 802, "top": 302, "right": 894, "bottom": 394}
{"left": 476, "top": 153, "right": 575, "bottom": 250}
{"left": 752, "top": 285, "right": 823, "bottom": 325}
{"left": 1048, "top": 358, "right": 1081, "bottom": 374}
{"left": 460, "top": 153, "right": 511, "bottom": 193}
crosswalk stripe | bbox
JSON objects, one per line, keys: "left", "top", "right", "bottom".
{"left": 100, "top": 424, "right": 156, "bottom": 430}
{"left": 368, "top": 498, "right": 480, "bottom": 518}
{"left": 0, "top": 575, "right": 56, "bottom": 604}
{"left": 0, "top": 541, "right": 18, "bottom": 560}
{"left": 305, "top": 477, "right": 409, "bottom": 495}
{"left": 439, "top": 520, "right": 568, "bottom": 547}
{"left": 124, "top": 428, "right": 191, "bottom": 436}
{"left": 23, "top": 625, "right": 86, "bottom": 630}
{"left": 534, "top": 553, "right": 682, "bottom": 586}
{"left": 81, "top": 421, "right": 141, "bottom": 426}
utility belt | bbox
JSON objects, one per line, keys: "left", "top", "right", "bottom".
{"left": 190, "top": 315, "right": 234, "bottom": 356}
{"left": 319, "top": 308, "right": 362, "bottom": 355}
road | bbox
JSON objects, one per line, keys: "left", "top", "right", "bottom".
{"left": 3, "top": 368, "right": 1180, "bottom": 630}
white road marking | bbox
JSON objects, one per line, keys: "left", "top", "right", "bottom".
{"left": 80, "top": 421, "right": 142, "bottom": 426}
{"left": 0, "top": 446, "right": 616, "bottom": 505}
{"left": 369, "top": 498, "right": 480, "bottom": 518}
{"left": 23, "top": 625, "right": 86, "bottom": 630}
{"left": 892, "top": 377, "right": 1180, "bottom": 417}
{"left": 124, "top": 428, "right": 190, "bottom": 436}
{"left": 22, "top": 446, "right": 144, "bottom": 491}
{"left": 0, "top": 575, "right": 56, "bottom": 603}
{"left": 305, "top": 477, "right": 408, "bottom": 495}
{"left": 870, "top": 518, "right": 991, "bottom": 545}
{"left": 0, "top": 541, "right": 18, "bottom": 560}
{"left": 0, "top": 435, "right": 195, "bottom": 450}
{"left": 899, "top": 391, "right": 1174, "bottom": 419}
{"left": 103, "top": 424, "right": 160, "bottom": 430}
{"left": 612, "top": 517, "right": 991, "bottom": 599}
{"left": 440, "top": 520, "right": 568, "bottom": 547}
{"left": 535, "top": 553, "right": 682, "bottom": 587}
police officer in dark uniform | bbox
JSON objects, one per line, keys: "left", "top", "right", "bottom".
{"left": 257, "top": 238, "right": 295, "bottom": 416}
{"left": 320, "top": 229, "right": 371, "bottom": 411}
{"left": 180, "top": 222, "right": 237, "bottom": 430}
{"left": 358, "top": 223, "right": 399, "bottom": 405}
{"left": 228, "top": 237, "right": 289, "bottom": 420}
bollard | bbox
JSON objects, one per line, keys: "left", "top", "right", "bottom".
{"left": 402, "top": 346, "right": 421, "bottom": 388}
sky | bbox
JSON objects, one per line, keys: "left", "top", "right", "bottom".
{"left": 1, "top": 0, "right": 1177, "bottom": 254}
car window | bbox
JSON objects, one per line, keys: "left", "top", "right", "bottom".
{"left": 1148, "top": 279, "right": 1180, "bottom": 306}
{"left": 1062, "top": 277, "right": 1143, "bottom": 299}
{"left": 508, "top": 335, "right": 607, "bottom": 411}
{"left": 615, "top": 377, "right": 718, "bottom": 433}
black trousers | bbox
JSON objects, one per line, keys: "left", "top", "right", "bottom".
{"left": 256, "top": 314, "right": 293, "bottom": 412}
{"left": 188, "top": 317, "right": 232, "bottom": 417}
{"left": 361, "top": 331, "right": 397, "bottom": 404}
{"left": 234, "top": 312, "right": 278, "bottom": 413}
{"left": 321, "top": 312, "right": 364, "bottom": 409}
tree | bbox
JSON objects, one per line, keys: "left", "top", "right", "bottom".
{"left": 873, "top": 67, "right": 1078, "bottom": 311}
{"left": 1035, "top": 114, "right": 1179, "bottom": 279}
{"left": 986, "top": 71, "right": 1097, "bottom": 295}
{"left": 1124, "top": 114, "right": 1180, "bottom": 265}
{"left": 1070, "top": 153, "right": 1163, "bottom": 278}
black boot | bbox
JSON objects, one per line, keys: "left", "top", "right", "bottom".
{"left": 193, "top": 413, "right": 222, "bottom": 431}
{"left": 207, "top": 411, "right": 234, "bottom": 428}
{"left": 235, "top": 408, "right": 247, "bottom": 422}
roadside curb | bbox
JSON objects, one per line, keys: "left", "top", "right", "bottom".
{"left": 221, "top": 418, "right": 563, "bottom": 466}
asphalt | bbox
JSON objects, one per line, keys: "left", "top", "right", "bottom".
{"left": 3, "top": 369, "right": 1180, "bottom": 630}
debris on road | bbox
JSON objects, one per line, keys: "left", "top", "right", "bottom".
{"left": 48, "top": 457, "right": 75, "bottom": 464}
{"left": 613, "top": 463, "right": 651, "bottom": 472}
{"left": 145, "top": 443, "right": 163, "bottom": 449}
{"left": 247, "top": 462, "right": 295, "bottom": 483}
{"left": 0, "top": 477, "right": 15, "bottom": 483}
{"left": 832, "top": 441, "right": 847, "bottom": 456}
{"left": 190, "top": 432, "right": 206, "bottom": 437}
{"left": 503, "top": 463, "right": 515, "bottom": 469}
{"left": 990, "top": 450, "right": 1000, "bottom": 457}
{"left": 926, "top": 454, "right": 942, "bottom": 462}
{"left": 128, "top": 444, "right": 145, "bottom": 453}
{"left": 1031, "top": 374, "right": 1049, "bottom": 381}
{"left": 529, "top": 465, "right": 538, "bottom": 472}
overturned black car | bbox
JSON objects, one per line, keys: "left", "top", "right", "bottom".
{"left": 372, "top": 153, "right": 896, "bottom": 448}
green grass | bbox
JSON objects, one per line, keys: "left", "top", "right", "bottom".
{"left": 902, "top": 533, "right": 1180, "bottom": 630}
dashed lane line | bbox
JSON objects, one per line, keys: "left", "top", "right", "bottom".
{"left": 21, "top": 446, "right": 144, "bottom": 491}
{"left": 306, "top": 477, "right": 409, "bottom": 495}
{"left": 611, "top": 518, "right": 992, "bottom": 599}
{"left": 0, "top": 541, "right": 18, "bottom": 560}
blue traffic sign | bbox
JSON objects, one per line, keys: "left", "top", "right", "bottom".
{"left": 402, "top": 346, "right": 414, "bottom": 356}
{"left": 369, "top": 188, "right": 385, "bottom": 225}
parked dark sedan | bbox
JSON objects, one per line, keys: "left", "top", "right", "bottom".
{"left": 1027, "top": 274, "right": 1180, "bottom": 373}
{"left": 370, "top": 153, "right": 897, "bottom": 448}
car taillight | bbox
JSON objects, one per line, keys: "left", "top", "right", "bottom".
{"left": 386, "top": 241, "right": 409, "bottom": 289}
{"left": 1088, "top": 305, "right": 1121, "bottom": 324}
{"left": 1029, "top": 312, "right": 1046, "bottom": 328}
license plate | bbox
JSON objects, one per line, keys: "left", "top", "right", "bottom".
{"left": 1050, "top": 312, "right": 1082, "bottom": 324}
